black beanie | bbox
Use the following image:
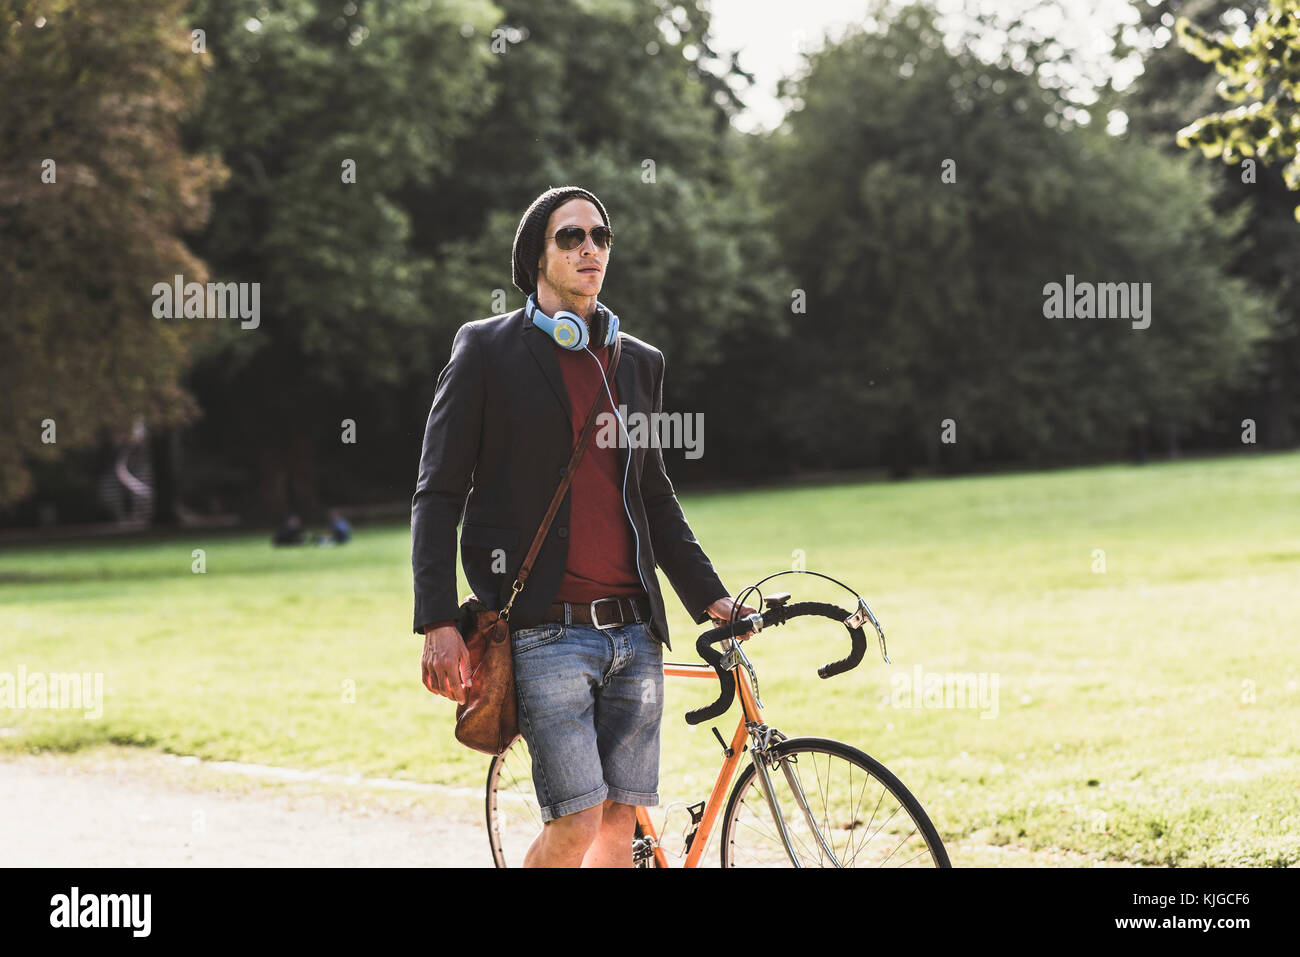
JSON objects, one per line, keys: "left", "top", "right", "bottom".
{"left": 512, "top": 185, "right": 611, "bottom": 296}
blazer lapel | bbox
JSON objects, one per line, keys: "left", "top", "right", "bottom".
{"left": 517, "top": 309, "right": 640, "bottom": 468}
{"left": 518, "top": 310, "right": 572, "bottom": 427}
{"left": 613, "top": 333, "right": 637, "bottom": 480}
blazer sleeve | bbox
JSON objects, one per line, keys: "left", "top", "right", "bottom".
{"left": 411, "top": 323, "right": 484, "bottom": 634}
{"left": 638, "top": 348, "right": 730, "bottom": 624}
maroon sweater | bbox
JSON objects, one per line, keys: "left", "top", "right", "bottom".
{"left": 551, "top": 342, "right": 645, "bottom": 603}
{"left": 424, "top": 341, "right": 643, "bottom": 631}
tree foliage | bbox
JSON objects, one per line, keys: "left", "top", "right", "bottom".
{"left": 1125, "top": 0, "right": 1300, "bottom": 448}
{"left": 1175, "top": 0, "right": 1300, "bottom": 217}
{"left": 181, "top": 0, "right": 499, "bottom": 515}
{"left": 183, "top": 0, "right": 790, "bottom": 512}
{"left": 0, "top": 0, "right": 226, "bottom": 508}
{"left": 756, "top": 2, "right": 1270, "bottom": 472}
{"left": 3, "top": 0, "right": 1292, "bottom": 522}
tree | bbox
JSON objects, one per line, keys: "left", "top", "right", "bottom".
{"left": 1175, "top": 0, "right": 1300, "bottom": 219}
{"left": 755, "top": 2, "right": 1271, "bottom": 474}
{"left": 1124, "top": 0, "right": 1300, "bottom": 449}
{"left": 404, "top": 0, "right": 792, "bottom": 395}
{"left": 181, "top": 0, "right": 499, "bottom": 518}
{"left": 0, "top": 0, "right": 226, "bottom": 509}
{"left": 184, "top": 0, "right": 792, "bottom": 511}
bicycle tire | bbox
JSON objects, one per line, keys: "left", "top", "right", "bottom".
{"left": 485, "top": 734, "right": 539, "bottom": 868}
{"left": 720, "top": 736, "right": 950, "bottom": 868}
{"left": 487, "top": 736, "right": 659, "bottom": 867}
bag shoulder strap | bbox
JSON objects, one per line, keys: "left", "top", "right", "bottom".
{"left": 500, "top": 334, "right": 622, "bottom": 620}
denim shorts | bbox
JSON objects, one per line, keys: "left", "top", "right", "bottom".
{"left": 511, "top": 619, "right": 664, "bottom": 823}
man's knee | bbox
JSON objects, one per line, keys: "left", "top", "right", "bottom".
{"left": 602, "top": 799, "right": 637, "bottom": 824}
{"left": 547, "top": 802, "right": 605, "bottom": 845}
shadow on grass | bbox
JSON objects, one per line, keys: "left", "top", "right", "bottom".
{"left": 6, "top": 725, "right": 159, "bottom": 754}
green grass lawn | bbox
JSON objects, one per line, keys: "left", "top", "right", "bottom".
{"left": 3, "top": 451, "right": 1298, "bottom": 865}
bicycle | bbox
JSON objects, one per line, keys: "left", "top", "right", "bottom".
{"left": 486, "top": 571, "right": 951, "bottom": 867}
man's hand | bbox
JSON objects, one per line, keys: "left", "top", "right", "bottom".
{"left": 705, "top": 595, "right": 760, "bottom": 639}
{"left": 422, "top": 624, "right": 471, "bottom": 703}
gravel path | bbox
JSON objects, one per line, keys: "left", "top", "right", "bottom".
{"left": 1, "top": 751, "right": 494, "bottom": 868}
{"left": 1, "top": 749, "right": 1124, "bottom": 868}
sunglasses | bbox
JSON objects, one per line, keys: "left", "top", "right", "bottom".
{"left": 547, "top": 225, "right": 613, "bottom": 251}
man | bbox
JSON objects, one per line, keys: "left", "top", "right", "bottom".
{"left": 412, "top": 185, "right": 754, "bottom": 867}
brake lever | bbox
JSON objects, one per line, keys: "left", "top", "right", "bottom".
{"left": 719, "top": 613, "right": 765, "bottom": 707}
{"left": 845, "top": 596, "right": 890, "bottom": 663}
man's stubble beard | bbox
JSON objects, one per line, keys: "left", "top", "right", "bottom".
{"left": 539, "top": 256, "right": 599, "bottom": 325}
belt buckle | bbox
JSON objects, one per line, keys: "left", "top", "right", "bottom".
{"left": 590, "top": 597, "right": 622, "bottom": 630}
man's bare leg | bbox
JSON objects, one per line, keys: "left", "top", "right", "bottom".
{"left": 523, "top": 804, "right": 603, "bottom": 868}
{"left": 581, "top": 799, "right": 637, "bottom": 868}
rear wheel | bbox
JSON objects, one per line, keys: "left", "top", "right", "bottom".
{"left": 720, "top": 737, "right": 949, "bottom": 868}
{"left": 487, "top": 735, "right": 657, "bottom": 867}
{"left": 486, "top": 735, "right": 539, "bottom": 868}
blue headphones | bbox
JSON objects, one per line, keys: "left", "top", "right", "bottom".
{"left": 526, "top": 293, "right": 619, "bottom": 350}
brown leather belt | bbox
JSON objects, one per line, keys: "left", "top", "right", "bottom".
{"left": 543, "top": 594, "right": 651, "bottom": 629}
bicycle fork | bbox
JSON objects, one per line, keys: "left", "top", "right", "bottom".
{"left": 747, "top": 724, "right": 843, "bottom": 868}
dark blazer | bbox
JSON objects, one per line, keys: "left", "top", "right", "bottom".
{"left": 411, "top": 306, "right": 730, "bottom": 651}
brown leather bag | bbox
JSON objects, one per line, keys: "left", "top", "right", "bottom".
{"left": 453, "top": 335, "right": 622, "bottom": 755}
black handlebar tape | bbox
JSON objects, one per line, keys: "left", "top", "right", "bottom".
{"left": 819, "top": 619, "right": 867, "bottom": 678}
{"left": 684, "top": 631, "right": 736, "bottom": 725}
{"left": 683, "top": 602, "right": 865, "bottom": 725}
{"left": 775, "top": 602, "right": 865, "bottom": 677}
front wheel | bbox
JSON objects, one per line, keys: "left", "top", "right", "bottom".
{"left": 720, "top": 737, "right": 950, "bottom": 868}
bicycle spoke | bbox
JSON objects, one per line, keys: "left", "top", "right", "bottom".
{"left": 736, "top": 790, "right": 820, "bottom": 864}
{"left": 807, "top": 752, "right": 835, "bottom": 864}
{"left": 772, "top": 760, "right": 817, "bottom": 864}
{"left": 721, "top": 741, "right": 946, "bottom": 868}
{"left": 848, "top": 762, "right": 870, "bottom": 840}
{"left": 844, "top": 778, "right": 886, "bottom": 866}
{"left": 747, "top": 758, "right": 845, "bottom": 867}
{"left": 876, "top": 826, "right": 920, "bottom": 867}
{"left": 734, "top": 786, "right": 803, "bottom": 865}
{"left": 737, "top": 806, "right": 783, "bottom": 845}
{"left": 778, "top": 758, "right": 838, "bottom": 866}
{"left": 897, "top": 845, "right": 935, "bottom": 868}
{"left": 821, "top": 754, "right": 843, "bottom": 866}
{"left": 863, "top": 802, "right": 903, "bottom": 849}
{"left": 836, "top": 759, "right": 857, "bottom": 865}
{"left": 851, "top": 802, "right": 908, "bottom": 866}
{"left": 861, "top": 787, "right": 886, "bottom": 850}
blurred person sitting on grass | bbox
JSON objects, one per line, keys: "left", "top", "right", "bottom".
{"left": 272, "top": 514, "right": 305, "bottom": 546}
{"left": 317, "top": 509, "right": 351, "bottom": 546}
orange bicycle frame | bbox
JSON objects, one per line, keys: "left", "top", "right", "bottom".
{"left": 635, "top": 654, "right": 764, "bottom": 868}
